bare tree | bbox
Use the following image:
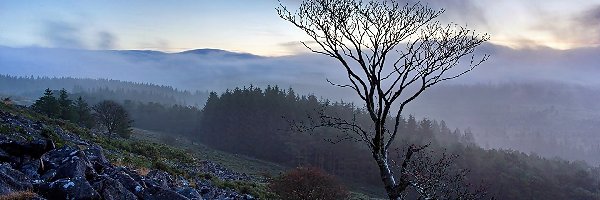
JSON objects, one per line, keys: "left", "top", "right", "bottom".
{"left": 394, "top": 145, "right": 487, "bottom": 199}
{"left": 92, "top": 100, "right": 133, "bottom": 138}
{"left": 277, "top": 0, "right": 489, "bottom": 199}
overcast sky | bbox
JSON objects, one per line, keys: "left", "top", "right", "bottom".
{"left": 2, "top": 0, "right": 600, "bottom": 56}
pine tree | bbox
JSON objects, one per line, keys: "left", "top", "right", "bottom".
{"left": 57, "top": 88, "right": 75, "bottom": 121}
{"left": 75, "top": 96, "right": 94, "bottom": 128}
{"left": 32, "top": 88, "right": 60, "bottom": 118}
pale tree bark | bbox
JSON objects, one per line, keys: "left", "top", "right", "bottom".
{"left": 278, "top": 0, "right": 489, "bottom": 199}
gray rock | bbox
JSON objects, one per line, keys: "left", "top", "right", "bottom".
{"left": 0, "top": 164, "right": 32, "bottom": 195}
{"left": 91, "top": 175, "right": 137, "bottom": 200}
{"left": 176, "top": 186, "right": 203, "bottom": 200}
{"left": 84, "top": 146, "right": 110, "bottom": 173}
{"left": 109, "top": 168, "right": 146, "bottom": 198}
{"left": 142, "top": 186, "right": 190, "bottom": 200}
{"left": 0, "top": 136, "right": 50, "bottom": 159}
{"left": 40, "top": 146, "right": 94, "bottom": 181}
{"left": 145, "top": 170, "right": 174, "bottom": 189}
{"left": 20, "top": 158, "right": 41, "bottom": 179}
{"left": 37, "top": 176, "right": 100, "bottom": 200}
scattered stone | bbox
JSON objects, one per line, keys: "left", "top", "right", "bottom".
{"left": 0, "top": 164, "right": 32, "bottom": 195}
{"left": 109, "top": 168, "right": 146, "bottom": 198}
{"left": 0, "top": 108, "right": 260, "bottom": 200}
{"left": 19, "top": 158, "right": 41, "bottom": 179}
{"left": 91, "top": 175, "right": 137, "bottom": 200}
{"left": 145, "top": 170, "right": 174, "bottom": 189}
{"left": 37, "top": 176, "right": 100, "bottom": 199}
{"left": 142, "top": 186, "right": 190, "bottom": 200}
{"left": 176, "top": 186, "right": 204, "bottom": 200}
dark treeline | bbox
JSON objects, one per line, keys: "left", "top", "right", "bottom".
{"left": 0, "top": 74, "right": 208, "bottom": 106}
{"left": 31, "top": 88, "right": 94, "bottom": 128}
{"left": 58, "top": 91, "right": 203, "bottom": 136}
{"left": 195, "top": 86, "right": 600, "bottom": 199}
{"left": 30, "top": 88, "right": 133, "bottom": 138}
{"left": 123, "top": 101, "right": 202, "bottom": 136}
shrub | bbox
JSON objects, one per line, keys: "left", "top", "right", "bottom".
{"left": 269, "top": 166, "right": 349, "bottom": 200}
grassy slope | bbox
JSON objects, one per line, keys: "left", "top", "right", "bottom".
{"left": 0, "top": 103, "right": 277, "bottom": 199}
{"left": 132, "top": 128, "right": 286, "bottom": 178}
{"left": 132, "top": 128, "right": 386, "bottom": 199}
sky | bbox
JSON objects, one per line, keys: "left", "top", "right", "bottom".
{"left": 2, "top": 0, "right": 600, "bottom": 56}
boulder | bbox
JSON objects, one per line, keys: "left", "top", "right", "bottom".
{"left": 39, "top": 169, "right": 56, "bottom": 182}
{"left": 0, "top": 136, "right": 51, "bottom": 159}
{"left": 52, "top": 155, "right": 94, "bottom": 180}
{"left": 40, "top": 146, "right": 94, "bottom": 181}
{"left": 142, "top": 186, "right": 190, "bottom": 200}
{"left": 0, "top": 164, "right": 32, "bottom": 195}
{"left": 91, "top": 175, "right": 137, "bottom": 200}
{"left": 37, "top": 176, "right": 100, "bottom": 200}
{"left": 176, "top": 186, "right": 203, "bottom": 200}
{"left": 83, "top": 146, "right": 110, "bottom": 173}
{"left": 19, "top": 158, "right": 41, "bottom": 179}
{"left": 109, "top": 168, "right": 146, "bottom": 198}
{"left": 145, "top": 170, "right": 174, "bottom": 189}
{"left": 41, "top": 146, "right": 80, "bottom": 170}
{"left": 0, "top": 149, "right": 11, "bottom": 162}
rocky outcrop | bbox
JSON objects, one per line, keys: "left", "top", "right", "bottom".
{"left": 0, "top": 109, "right": 257, "bottom": 199}
{"left": 0, "top": 163, "right": 32, "bottom": 194}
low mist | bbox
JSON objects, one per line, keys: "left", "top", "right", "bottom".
{"left": 3, "top": 44, "right": 600, "bottom": 164}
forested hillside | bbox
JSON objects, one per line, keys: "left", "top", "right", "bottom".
{"left": 194, "top": 86, "right": 600, "bottom": 199}
{"left": 0, "top": 75, "right": 208, "bottom": 106}
{"left": 3, "top": 78, "right": 600, "bottom": 199}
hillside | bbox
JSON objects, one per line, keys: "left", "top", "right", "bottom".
{"left": 0, "top": 75, "right": 208, "bottom": 106}
{"left": 4, "top": 75, "right": 600, "bottom": 166}
{"left": 0, "top": 102, "right": 271, "bottom": 199}
{"left": 131, "top": 128, "right": 286, "bottom": 178}
{"left": 193, "top": 86, "right": 600, "bottom": 199}
{"left": 3, "top": 81, "right": 600, "bottom": 199}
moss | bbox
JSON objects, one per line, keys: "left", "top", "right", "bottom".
{"left": 211, "top": 178, "right": 277, "bottom": 199}
{"left": 0, "top": 124, "right": 10, "bottom": 134}
{"left": 41, "top": 128, "right": 65, "bottom": 148}
{"left": 152, "top": 159, "right": 186, "bottom": 176}
{"left": 14, "top": 126, "right": 25, "bottom": 135}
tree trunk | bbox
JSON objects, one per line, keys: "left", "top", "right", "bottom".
{"left": 375, "top": 155, "right": 401, "bottom": 200}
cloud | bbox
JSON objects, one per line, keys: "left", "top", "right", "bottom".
{"left": 97, "top": 31, "right": 118, "bottom": 49}
{"left": 400, "top": 0, "right": 488, "bottom": 27}
{"left": 277, "top": 40, "right": 318, "bottom": 55}
{"left": 2, "top": 41, "right": 600, "bottom": 106}
{"left": 531, "top": 4, "right": 600, "bottom": 48}
{"left": 41, "top": 21, "right": 85, "bottom": 49}
{"left": 40, "top": 20, "right": 121, "bottom": 50}
{"left": 572, "top": 5, "right": 600, "bottom": 44}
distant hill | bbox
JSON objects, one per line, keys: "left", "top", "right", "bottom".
{"left": 177, "top": 48, "right": 262, "bottom": 59}
{"left": 0, "top": 45, "right": 325, "bottom": 94}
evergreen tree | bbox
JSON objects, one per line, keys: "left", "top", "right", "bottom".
{"left": 32, "top": 88, "right": 60, "bottom": 118}
{"left": 57, "top": 88, "right": 75, "bottom": 120}
{"left": 461, "top": 128, "right": 476, "bottom": 145}
{"left": 75, "top": 96, "right": 94, "bottom": 128}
